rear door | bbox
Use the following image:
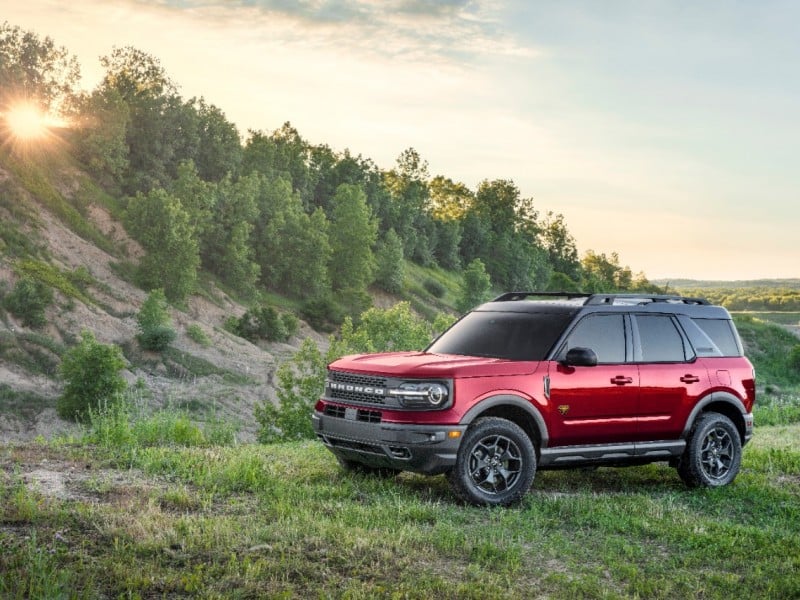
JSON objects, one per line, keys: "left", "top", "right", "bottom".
{"left": 633, "top": 314, "right": 709, "bottom": 441}
{"left": 547, "top": 313, "right": 640, "bottom": 446}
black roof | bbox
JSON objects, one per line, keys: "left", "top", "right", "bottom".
{"left": 478, "top": 291, "right": 730, "bottom": 318}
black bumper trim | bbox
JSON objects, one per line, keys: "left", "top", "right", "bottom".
{"left": 312, "top": 411, "right": 465, "bottom": 475}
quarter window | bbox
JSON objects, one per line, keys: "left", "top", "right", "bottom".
{"left": 636, "top": 315, "right": 686, "bottom": 362}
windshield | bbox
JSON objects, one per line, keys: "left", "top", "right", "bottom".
{"left": 427, "top": 310, "right": 574, "bottom": 361}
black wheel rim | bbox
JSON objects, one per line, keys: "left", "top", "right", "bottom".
{"left": 467, "top": 434, "right": 523, "bottom": 495}
{"left": 700, "top": 426, "right": 734, "bottom": 480}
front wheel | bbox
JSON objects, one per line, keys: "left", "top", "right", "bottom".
{"left": 678, "top": 412, "right": 742, "bottom": 488}
{"left": 447, "top": 417, "right": 536, "bottom": 507}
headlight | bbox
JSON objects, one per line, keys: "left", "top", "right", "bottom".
{"left": 388, "top": 381, "right": 450, "bottom": 408}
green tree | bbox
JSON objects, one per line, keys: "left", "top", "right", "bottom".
{"left": 0, "top": 22, "right": 80, "bottom": 112}
{"left": 540, "top": 211, "right": 581, "bottom": 281}
{"left": 458, "top": 258, "right": 492, "bottom": 313}
{"left": 253, "top": 176, "right": 331, "bottom": 299}
{"left": 70, "top": 88, "right": 130, "bottom": 184}
{"left": 125, "top": 188, "right": 200, "bottom": 302}
{"left": 136, "top": 289, "right": 176, "bottom": 351}
{"left": 329, "top": 183, "right": 378, "bottom": 298}
{"left": 374, "top": 228, "right": 405, "bottom": 294}
{"left": 202, "top": 175, "right": 260, "bottom": 294}
{"left": 3, "top": 276, "right": 53, "bottom": 328}
{"left": 57, "top": 331, "right": 127, "bottom": 421}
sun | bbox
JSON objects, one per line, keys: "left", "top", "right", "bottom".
{"left": 2, "top": 102, "right": 69, "bottom": 144}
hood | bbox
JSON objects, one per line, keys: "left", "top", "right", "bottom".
{"left": 329, "top": 351, "right": 542, "bottom": 378}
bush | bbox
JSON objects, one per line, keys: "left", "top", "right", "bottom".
{"left": 300, "top": 296, "right": 344, "bottom": 331}
{"left": 228, "top": 305, "right": 297, "bottom": 343}
{"left": 57, "top": 331, "right": 127, "bottom": 421}
{"left": 137, "top": 289, "right": 176, "bottom": 351}
{"left": 3, "top": 277, "right": 54, "bottom": 328}
{"left": 423, "top": 278, "right": 446, "bottom": 298}
{"left": 186, "top": 323, "right": 211, "bottom": 347}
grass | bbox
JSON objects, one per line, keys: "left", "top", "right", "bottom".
{"left": 1, "top": 414, "right": 798, "bottom": 598}
{"left": 734, "top": 315, "right": 800, "bottom": 388}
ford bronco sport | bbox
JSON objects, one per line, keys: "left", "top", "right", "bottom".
{"left": 312, "top": 292, "right": 755, "bottom": 506}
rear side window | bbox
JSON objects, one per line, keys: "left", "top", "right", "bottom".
{"left": 693, "top": 318, "right": 742, "bottom": 357}
{"left": 635, "top": 315, "right": 688, "bottom": 362}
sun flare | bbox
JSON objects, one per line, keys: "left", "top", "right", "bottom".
{"left": 2, "top": 102, "right": 69, "bottom": 143}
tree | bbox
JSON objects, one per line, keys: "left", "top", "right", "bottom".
{"left": 253, "top": 176, "right": 331, "bottom": 299}
{"left": 374, "top": 228, "right": 405, "bottom": 294}
{"left": 540, "top": 211, "right": 581, "bottom": 281}
{"left": 329, "top": 183, "right": 378, "bottom": 295}
{"left": 125, "top": 188, "right": 200, "bottom": 302}
{"left": 201, "top": 175, "right": 260, "bottom": 294}
{"left": 0, "top": 22, "right": 80, "bottom": 112}
{"left": 457, "top": 259, "right": 492, "bottom": 313}
{"left": 192, "top": 98, "right": 241, "bottom": 181}
{"left": 57, "top": 331, "right": 127, "bottom": 421}
{"left": 70, "top": 88, "right": 130, "bottom": 185}
{"left": 136, "top": 289, "right": 176, "bottom": 351}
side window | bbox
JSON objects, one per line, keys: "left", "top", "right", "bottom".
{"left": 636, "top": 315, "right": 687, "bottom": 362}
{"left": 692, "top": 318, "right": 742, "bottom": 357}
{"left": 561, "top": 314, "right": 625, "bottom": 364}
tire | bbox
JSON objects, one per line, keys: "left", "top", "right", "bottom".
{"left": 336, "top": 456, "right": 400, "bottom": 478}
{"left": 446, "top": 417, "right": 536, "bottom": 507}
{"left": 678, "top": 411, "right": 742, "bottom": 488}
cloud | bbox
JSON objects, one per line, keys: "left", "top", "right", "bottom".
{"left": 132, "top": 0, "right": 535, "bottom": 65}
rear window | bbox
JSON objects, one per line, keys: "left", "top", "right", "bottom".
{"left": 427, "top": 310, "right": 574, "bottom": 360}
{"left": 693, "top": 318, "right": 742, "bottom": 357}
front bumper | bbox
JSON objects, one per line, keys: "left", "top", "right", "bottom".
{"left": 312, "top": 410, "right": 466, "bottom": 475}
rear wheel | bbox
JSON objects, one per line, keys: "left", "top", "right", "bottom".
{"left": 447, "top": 417, "right": 536, "bottom": 507}
{"left": 678, "top": 412, "right": 742, "bottom": 488}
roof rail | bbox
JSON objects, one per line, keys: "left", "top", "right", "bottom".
{"left": 585, "top": 294, "right": 710, "bottom": 306}
{"left": 492, "top": 291, "right": 592, "bottom": 302}
{"left": 491, "top": 291, "right": 710, "bottom": 306}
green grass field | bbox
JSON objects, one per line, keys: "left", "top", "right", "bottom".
{"left": 2, "top": 420, "right": 798, "bottom": 599}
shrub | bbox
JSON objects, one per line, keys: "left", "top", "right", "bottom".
{"left": 57, "top": 331, "right": 127, "bottom": 421}
{"left": 186, "top": 323, "right": 211, "bottom": 347}
{"left": 137, "top": 289, "right": 176, "bottom": 351}
{"left": 228, "top": 305, "right": 297, "bottom": 343}
{"left": 423, "top": 278, "right": 446, "bottom": 298}
{"left": 3, "top": 277, "right": 54, "bottom": 328}
{"left": 300, "top": 295, "right": 344, "bottom": 331}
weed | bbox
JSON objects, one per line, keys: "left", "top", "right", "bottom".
{"left": 186, "top": 323, "right": 212, "bottom": 347}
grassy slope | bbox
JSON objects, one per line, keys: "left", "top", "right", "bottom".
{"left": 1, "top": 426, "right": 799, "bottom": 599}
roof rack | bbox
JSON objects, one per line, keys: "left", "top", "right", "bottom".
{"left": 491, "top": 291, "right": 709, "bottom": 306}
{"left": 585, "top": 294, "right": 709, "bottom": 306}
{"left": 492, "top": 291, "right": 592, "bottom": 302}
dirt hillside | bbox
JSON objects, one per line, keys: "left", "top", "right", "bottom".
{"left": 0, "top": 163, "right": 327, "bottom": 443}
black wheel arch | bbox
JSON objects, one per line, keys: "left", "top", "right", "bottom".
{"left": 682, "top": 392, "right": 749, "bottom": 444}
{"left": 459, "top": 395, "right": 548, "bottom": 452}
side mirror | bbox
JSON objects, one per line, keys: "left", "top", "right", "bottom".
{"left": 563, "top": 347, "right": 598, "bottom": 367}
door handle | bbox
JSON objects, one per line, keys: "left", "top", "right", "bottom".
{"left": 680, "top": 374, "right": 700, "bottom": 384}
{"left": 610, "top": 376, "right": 633, "bottom": 385}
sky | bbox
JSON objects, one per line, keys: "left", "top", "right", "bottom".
{"left": 2, "top": 0, "right": 798, "bottom": 281}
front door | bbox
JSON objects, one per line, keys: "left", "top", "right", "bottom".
{"left": 547, "top": 313, "right": 640, "bottom": 446}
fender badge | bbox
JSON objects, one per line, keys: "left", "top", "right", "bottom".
{"left": 558, "top": 405, "right": 570, "bottom": 416}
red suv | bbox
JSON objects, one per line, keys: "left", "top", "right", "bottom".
{"left": 312, "top": 293, "right": 755, "bottom": 506}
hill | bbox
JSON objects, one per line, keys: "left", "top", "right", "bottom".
{"left": 0, "top": 149, "right": 325, "bottom": 442}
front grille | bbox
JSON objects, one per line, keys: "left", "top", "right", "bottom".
{"left": 327, "top": 370, "right": 388, "bottom": 405}
{"left": 323, "top": 404, "right": 382, "bottom": 423}
{"left": 326, "top": 437, "right": 384, "bottom": 455}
